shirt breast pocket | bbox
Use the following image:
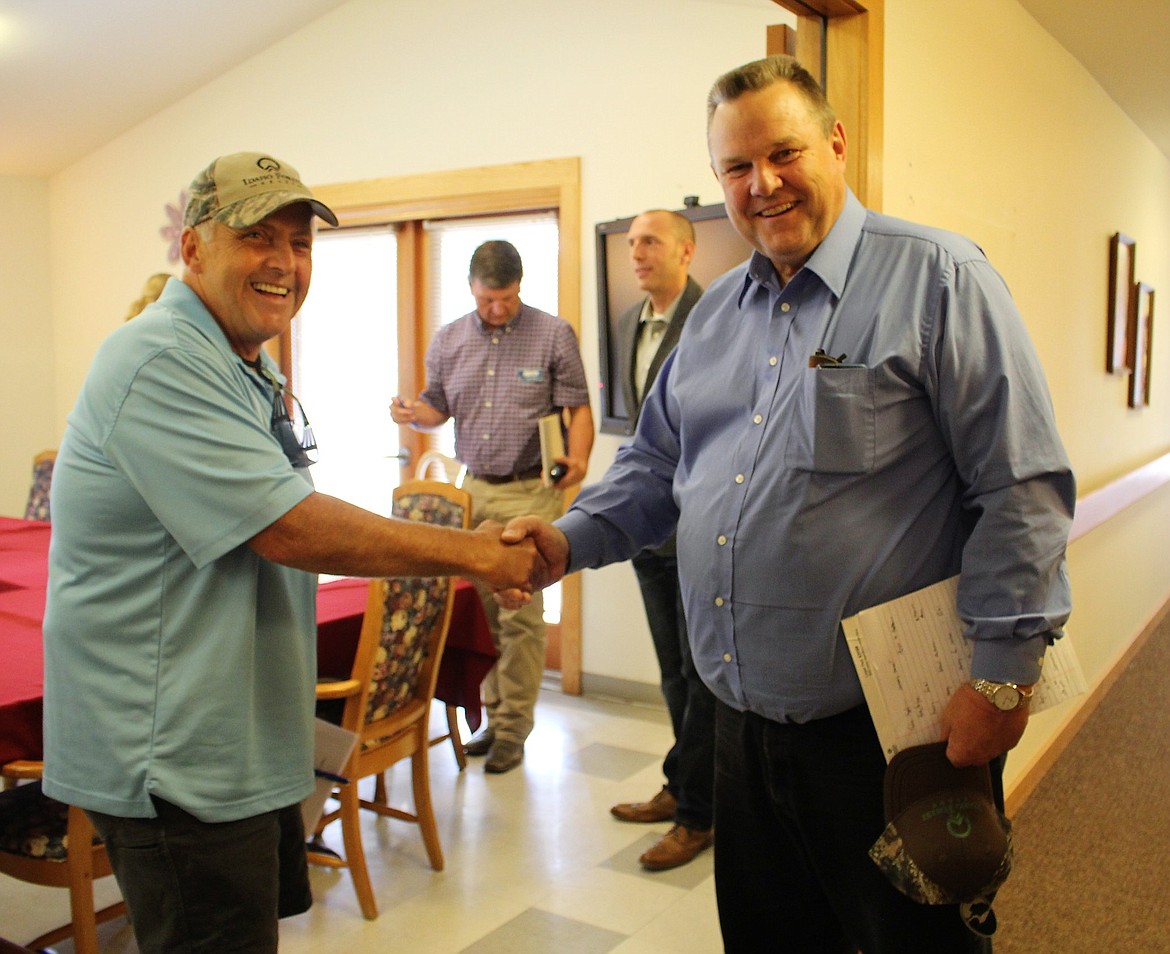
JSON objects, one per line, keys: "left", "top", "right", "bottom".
{"left": 515, "top": 370, "right": 551, "bottom": 412}
{"left": 783, "top": 366, "right": 875, "bottom": 474}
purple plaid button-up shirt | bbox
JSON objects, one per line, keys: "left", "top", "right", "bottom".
{"left": 419, "top": 303, "right": 589, "bottom": 477}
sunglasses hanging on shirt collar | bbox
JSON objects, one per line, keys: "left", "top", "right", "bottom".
{"left": 240, "top": 357, "right": 318, "bottom": 468}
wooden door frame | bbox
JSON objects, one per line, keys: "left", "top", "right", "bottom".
{"left": 768, "top": 0, "right": 884, "bottom": 211}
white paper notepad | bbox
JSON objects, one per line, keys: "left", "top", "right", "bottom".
{"left": 841, "top": 575, "right": 1086, "bottom": 760}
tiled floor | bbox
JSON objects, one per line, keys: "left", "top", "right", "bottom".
{"left": 1, "top": 688, "right": 723, "bottom": 953}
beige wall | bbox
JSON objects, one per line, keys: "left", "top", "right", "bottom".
{"left": 886, "top": 0, "right": 1170, "bottom": 491}
{"left": 0, "top": 175, "right": 55, "bottom": 512}
{"left": 4, "top": 0, "right": 1169, "bottom": 794}
{"left": 885, "top": 0, "right": 1170, "bottom": 792}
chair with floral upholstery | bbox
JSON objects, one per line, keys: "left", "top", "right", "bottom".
{"left": 307, "top": 479, "right": 469, "bottom": 920}
{"left": 0, "top": 761, "right": 127, "bottom": 953}
{"left": 22, "top": 450, "right": 56, "bottom": 522}
{"left": 396, "top": 474, "right": 474, "bottom": 770}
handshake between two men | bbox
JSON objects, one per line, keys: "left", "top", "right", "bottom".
{"left": 477, "top": 516, "right": 566, "bottom": 608}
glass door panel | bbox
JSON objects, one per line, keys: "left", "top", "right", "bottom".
{"left": 293, "top": 226, "right": 400, "bottom": 517}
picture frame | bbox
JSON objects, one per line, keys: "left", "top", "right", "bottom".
{"left": 1128, "top": 283, "right": 1155, "bottom": 409}
{"left": 1107, "top": 232, "right": 1136, "bottom": 373}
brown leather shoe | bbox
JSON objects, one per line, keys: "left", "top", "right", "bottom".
{"left": 610, "top": 786, "right": 677, "bottom": 823}
{"left": 639, "top": 824, "right": 713, "bottom": 871}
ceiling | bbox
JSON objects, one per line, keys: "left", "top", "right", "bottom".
{"left": 0, "top": 0, "right": 1166, "bottom": 178}
{"left": 0, "top": 0, "right": 352, "bottom": 177}
{"left": 1015, "top": 0, "right": 1170, "bottom": 161}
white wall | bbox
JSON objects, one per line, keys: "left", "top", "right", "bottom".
{"left": 0, "top": 175, "right": 54, "bottom": 514}
{"left": 39, "top": 0, "right": 791, "bottom": 689}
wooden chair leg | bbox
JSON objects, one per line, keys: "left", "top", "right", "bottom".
{"left": 427, "top": 701, "right": 468, "bottom": 770}
{"left": 446, "top": 705, "right": 467, "bottom": 771}
{"left": 30, "top": 902, "right": 128, "bottom": 952}
{"left": 59, "top": 806, "right": 99, "bottom": 954}
{"left": 411, "top": 748, "right": 444, "bottom": 871}
{"left": 339, "top": 781, "right": 377, "bottom": 920}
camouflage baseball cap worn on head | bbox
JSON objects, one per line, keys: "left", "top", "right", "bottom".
{"left": 183, "top": 152, "right": 338, "bottom": 229}
{"left": 869, "top": 742, "right": 1013, "bottom": 937}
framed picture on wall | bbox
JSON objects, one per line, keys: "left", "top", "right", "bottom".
{"left": 1128, "top": 282, "right": 1155, "bottom": 409}
{"left": 1107, "top": 232, "right": 1136, "bottom": 374}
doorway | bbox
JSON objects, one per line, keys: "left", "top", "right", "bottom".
{"left": 292, "top": 204, "right": 568, "bottom": 667}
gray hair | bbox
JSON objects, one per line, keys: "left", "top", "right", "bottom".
{"left": 706, "top": 55, "right": 836, "bottom": 136}
{"left": 469, "top": 240, "right": 523, "bottom": 288}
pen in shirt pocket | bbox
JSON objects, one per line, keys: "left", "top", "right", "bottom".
{"left": 809, "top": 349, "right": 866, "bottom": 369}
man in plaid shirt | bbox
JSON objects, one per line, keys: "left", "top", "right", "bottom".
{"left": 391, "top": 240, "right": 593, "bottom": 773}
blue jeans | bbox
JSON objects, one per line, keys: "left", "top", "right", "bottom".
{"left": 631, "top": 548, "right": 716, "bottom": 831}
{"left": 713, "top": 701, "right": 994, "bottom": 954}
{"left": 86, "top": 798, "right": 311, "bottom": 954}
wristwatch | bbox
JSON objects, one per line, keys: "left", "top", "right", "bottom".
{"left": 970, "top": 678, "right": 1034, "bottom": 711}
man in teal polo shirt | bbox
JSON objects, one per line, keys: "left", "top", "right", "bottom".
{"left": 42, "top": 152, "right": 539, "bottom": 954}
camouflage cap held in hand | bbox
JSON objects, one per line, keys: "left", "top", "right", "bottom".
{"left": 869, "top": 742, "right": 1013, "bottom": 937}
{"left": 183, "top": 152, "right": 338, "bottom": 229}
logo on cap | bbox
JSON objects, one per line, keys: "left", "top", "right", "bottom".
{"left": 869, "top": 742, "right": 1013, "bottom": 937}
{"left": 945, "top": 809, "right": 975, "bottom": 839}
{"left": 182, "top": 151, "right": 338, "bottom": 229}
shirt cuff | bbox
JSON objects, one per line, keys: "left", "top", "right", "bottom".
{"left": 555, "top": 510, "right": 602, "bottom": 574}
{"left": 969, "top": 630, "right": 1055, "bottom": 684}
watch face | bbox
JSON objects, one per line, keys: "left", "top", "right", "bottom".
{"left": 992, "top": 685, "right": 1021, "bottom": 711}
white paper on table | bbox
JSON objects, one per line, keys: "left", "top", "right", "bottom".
{"left": 841, "top": 575, "right": 1086, "bottom": 761}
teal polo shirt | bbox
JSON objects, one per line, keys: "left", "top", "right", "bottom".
{"left": 43, "top": 279, "right": 317, "bottom": 823}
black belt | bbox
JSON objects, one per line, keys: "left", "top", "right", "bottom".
{"left": 472, "top": 465, "right": 543, "bottom": 485}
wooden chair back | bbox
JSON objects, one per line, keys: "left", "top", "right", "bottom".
{"left": 394, "top": 479, "right": 474, "bottom": 770}
{"left": 23, "top": 450, "right": 56, "bottom": 522}
{"left": 413, "top": 450, "right": 466, "bottom": 487}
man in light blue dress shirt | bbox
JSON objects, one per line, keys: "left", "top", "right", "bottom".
{"left": 505, "top": 56, "right": 1073, "bottom": 952}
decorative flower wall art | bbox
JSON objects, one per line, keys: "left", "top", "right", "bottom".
{"left": 160, "top": 190, "right": 187, "bottom": 264}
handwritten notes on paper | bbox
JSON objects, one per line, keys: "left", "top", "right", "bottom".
{"left": 841, "top": 576, "right": 1087, "bottom": 761}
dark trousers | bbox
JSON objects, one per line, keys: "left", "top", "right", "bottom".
{"left": 86, "top": 798, "right": 312, "bottom": 954}
{"left": 713, "top": 701, "right": 993, "bottom": 954}
{"left": 631, "top": 548, "right": 716, "bottom": 831}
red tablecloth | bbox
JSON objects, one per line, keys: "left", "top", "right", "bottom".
{"left": 0, "top": 517, "right": 51, "bottom": 765}
{"left": 0, "top": 517, "right": 497, "bottom": 765}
